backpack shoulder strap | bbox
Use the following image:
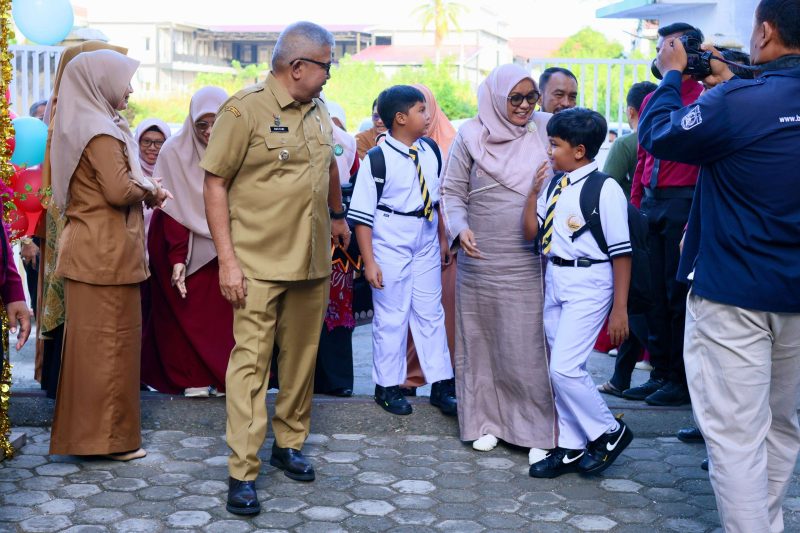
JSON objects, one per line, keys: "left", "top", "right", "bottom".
{"left": 420, "top": 136, "right": 442, "bottom": 176}
{"left": 571, "top": 170, "right": 611, "bottom": 255}
{"left": 366, "top": 145, "right": 387, "bottom": 203}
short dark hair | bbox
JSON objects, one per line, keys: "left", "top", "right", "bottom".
{"left": 29, "top": 99, "right": 47, "bottom": 116}
{"left": 720, "top": 49, "right": 755, "bottom": 79}
{"left": 376, "top": 85, "right": 425, "bottom": 131}
{"left": 545, "top": 107, "right": 607, "bottom": 160}
{"left": 538, "top": 67, "right": 577, "bottom": 94}
{"left": 144, "top": 125, "right": 165, "bottom": 135}
{"left": 756, "top": 0, "right": 800, "bottom": 49}
{"left": 658, "top": 22, "right": 704, "bottom": 43}
{"left": 626, "top": 81, "right": 657, "bottom": 112}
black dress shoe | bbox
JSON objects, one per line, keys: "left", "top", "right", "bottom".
{"left": 701, "top": 458, "right": 709, "bottom": 471}
{"left": 399, "top": 386, "right": 417, "bottom": 397}
{"left": 226, "top": 477, "right": 260, "bottom": 515}
{"left": 645, "top": 382, "right": 691, "bottom": 406}
{"left": 430, "top": 378, "right": 457, "bottom": 416}
{"left": 622, "top": 378, "right": 666, "bottom": 401}
{"left": 326, "top": 387, "right": 353, "bottom": 397}
{"left": 269, "top": 443, "right": 315, "bottom": 481}
{"left": 677, "top": 426, "right": 705, "bottom": 443}
{"left": 374, "top": 385, "right": 412, "bottom": 415}
{"left": 529, "top": 447, "right": 585, "bottom": 479}
{"left": 579, "top": 418, "right": 633, "bottom": 476}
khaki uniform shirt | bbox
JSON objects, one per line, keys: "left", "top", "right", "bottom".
{"left": 200, "top": 73, "right": 334, "bottom": 282}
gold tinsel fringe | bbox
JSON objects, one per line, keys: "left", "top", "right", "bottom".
{"left": 0, "top": 0, "right": 17, "bottom": 460}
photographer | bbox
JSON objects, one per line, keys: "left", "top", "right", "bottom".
{"left": 624, "top": 23, "right": 703, "bottom": 407}
{"left": 639, "top": 1, "right": 800, "bottom": 531}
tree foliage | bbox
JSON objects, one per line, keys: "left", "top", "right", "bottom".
{"left": 413, "top": 0, "right": 467, "bottom": 64}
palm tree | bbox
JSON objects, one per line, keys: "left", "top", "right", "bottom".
{"left": 413, "top": 0, "right": 466, "bottom": 66}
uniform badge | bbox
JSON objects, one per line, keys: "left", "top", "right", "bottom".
{"left": 566, "top": 215, "right": 583, "bottom": 232}
{"left": 273, "top": 114, "right": 281, "bottom": 126}
{"left": 681, "top": 105, "right": 703, "bottom": 130}
{"left": 333, "top": 144, "right": 344, "bottom": 156}
{"left": 279, "top": 149, "right": 290, "bottom": 161}
{"left": 224, "top": 105, "right": 241, "bottom": 118}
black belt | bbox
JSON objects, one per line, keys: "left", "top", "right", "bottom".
{"left": 643, "top": 186, "right": 695, "bottom": 200}
{"left": 549, "top": 256, "right": 610, "bottom": 268}
{"left": 377, "top": 203, "right": 437, "bottom": 218}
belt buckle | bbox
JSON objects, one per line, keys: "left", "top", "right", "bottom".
{"left": 577, "top": 258, "right": 591, "bottom": 268}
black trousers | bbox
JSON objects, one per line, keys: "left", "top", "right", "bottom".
{"left": 610, "top": 313, "right": 648, "bottom": 391}
{"left": 639, "top": 196, "right": 692, "bottom": 385}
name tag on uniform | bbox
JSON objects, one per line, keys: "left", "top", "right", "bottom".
{"left": 270, "top": 126, "right": 289, "bottom": 133}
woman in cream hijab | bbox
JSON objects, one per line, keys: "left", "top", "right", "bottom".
{"left": 48, "top": 50, "right": 170, "bottom": 461}
{"left": 141, "top": 86, "right": 233, "bottom": 397}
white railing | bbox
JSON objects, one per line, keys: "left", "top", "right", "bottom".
{"left": 526, "top": 57, "right": 658, "bottom": 127}
{"left": 9, "top": 45, "right": 63, "bottom": 117}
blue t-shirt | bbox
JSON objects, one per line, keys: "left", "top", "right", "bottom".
{"left": 639, "top": 66, "right": 800, "bottom": 313}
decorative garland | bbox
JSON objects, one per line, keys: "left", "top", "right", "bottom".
{"left": 0, "top": 0, "right": 16, "bottom": 460}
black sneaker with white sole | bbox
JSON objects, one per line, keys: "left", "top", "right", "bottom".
{"left": 529, "top": 447, "right": 586, "bottom": 479}
{"left": 579, "top": 418, "right": 633, "bottom": 475}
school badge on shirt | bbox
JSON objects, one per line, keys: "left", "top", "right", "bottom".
{"left": 566, "top": 215, "right": 583, "bottom": 232}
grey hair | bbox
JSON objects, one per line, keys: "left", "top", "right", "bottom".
{"left": 272, "top": 21, "right": 335, "bottom": 71}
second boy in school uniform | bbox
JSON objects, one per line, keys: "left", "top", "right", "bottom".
{"left": 347, "top": 85, "right": 457, "bottom": 417}
{"left": 523, "top": 107, "right": 634, "bottom": 478}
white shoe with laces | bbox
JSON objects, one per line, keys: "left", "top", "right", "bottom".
{"left": 472, "top": 434, "right": 499, "bottom": 452}
{"left": 184, "top": 387, "right": 211, "bottom": 398}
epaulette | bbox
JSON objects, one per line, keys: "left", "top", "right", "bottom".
{"left": 231, "top": 84, "right": 265, "bottom": 101}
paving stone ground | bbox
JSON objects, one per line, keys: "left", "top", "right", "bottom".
{"left": 3, "top": 426, "right": 800, "bottom": 532}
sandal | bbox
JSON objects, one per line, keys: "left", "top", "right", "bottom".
{"left": 597, "top": 381, "right": 624, "bottom": 398}
{"left": 101, "top": 448, "right": 147, "bottom": 462}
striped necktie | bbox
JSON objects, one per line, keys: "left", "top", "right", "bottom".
{"left": 541, "top": 174, "right": 570, "bottom": 254}
{"left": 409, "top": 147, "right": 433, "bottom": 221}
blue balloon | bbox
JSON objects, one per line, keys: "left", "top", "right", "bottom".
{"left": 11, "top": 117, "right": 48, "bottom": 168}
{"left": 12, "top": 0, "right": 75, "bottom": 46}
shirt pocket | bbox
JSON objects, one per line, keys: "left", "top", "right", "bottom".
{"left": 263, "top": 136, "right": 305, "bottom": 175}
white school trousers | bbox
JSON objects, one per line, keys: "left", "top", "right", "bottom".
{"left": 544, "top": 261, "right": 617, "bottom": 450}
{"left": 371, "top": 210, "right": 453, "bottom": 387}
{"left": 684, "top": 291, "right": 800, "bottom": 533}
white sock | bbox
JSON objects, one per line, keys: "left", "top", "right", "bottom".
{"left": 606, "top": 421, "right": 620, "bottom": 434}
{"left": 472, "top": 434, "right": 498, "bottom": 452}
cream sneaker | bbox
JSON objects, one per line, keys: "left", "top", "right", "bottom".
{"left": 472, "top": 434, "right": 499, "bottom": 452}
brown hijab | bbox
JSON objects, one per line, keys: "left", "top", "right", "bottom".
{"left": 50, "top": 49, "right": 153, "bottom": 210}
{"left": 42, "top": 41, "right": 128, "bottom": 192}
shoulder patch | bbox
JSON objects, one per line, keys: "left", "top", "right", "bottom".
{"left": 224, "top": 105, "right": 241, "bottom": 118}
{"left": 681, "top": 105, "right": 703, "bottom": 130}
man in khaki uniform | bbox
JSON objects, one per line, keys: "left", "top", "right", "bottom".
{"left": 201, "top": 21, "right": 349, "bottom": 516}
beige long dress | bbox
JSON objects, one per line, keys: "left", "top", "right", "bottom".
{"left": 441, "top": 120, "right": 557, "bottom": 449}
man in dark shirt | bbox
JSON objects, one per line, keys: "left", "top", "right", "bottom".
{"left": 623, "top": 23, "right": 704, "bottom": 407}
{"left": 639, "top": 1, "right": 800, "bottom": 529}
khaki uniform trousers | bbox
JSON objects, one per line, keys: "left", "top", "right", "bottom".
{"left": 685, "top": 291, "right": 800, "bottom": 533}
{"left": 226, "top": 277, "right": 328, "bottom": 481}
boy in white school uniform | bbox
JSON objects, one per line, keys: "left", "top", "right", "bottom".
{"left": 523, "top": 107, "right": 634, "bottom": 478}
{"left": 347, "top": 85, "right": 457, "bottom": 417}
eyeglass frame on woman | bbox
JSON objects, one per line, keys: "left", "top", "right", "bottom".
{"left": 139, "top": 139, "right": 165, "bottom": 149}
{"left": 507, "top": 90, "right": 541, "bottom": 107}
{"left": 289, "top": 57, "right": 334, "bottom": 74}
{"left": 194, "top": 121, "right": 213, "bottom": 133}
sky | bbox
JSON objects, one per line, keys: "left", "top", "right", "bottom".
{"left": 75, "top": 0, "right": 638, "bottom": 42}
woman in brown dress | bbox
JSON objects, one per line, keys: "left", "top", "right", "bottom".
{"left": 48, "top": 49, "right": 170, "bottom": 460}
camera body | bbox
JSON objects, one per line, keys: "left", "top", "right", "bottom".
{"left": 651, "top": 33, "right": 714, "bottom": 80}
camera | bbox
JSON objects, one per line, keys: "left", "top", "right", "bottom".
{"left": 651, "top": 33, "right": 714, "bottom": 80}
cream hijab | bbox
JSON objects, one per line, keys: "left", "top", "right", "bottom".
{"left": 134, "top": 118, "right": 171, "bottom": 178}
{"left": 325, "top": 100, "right": 357, "bottom": 184}
{"left": 42, "top": 41, "right": 128, "bottom": 192}
{"left": 461, "top": 64, "right": 552, "bottom": 197}
{"left": 50, "top": 50, "right": 154, "bottom": 210}
{"left": 155, "top": 86, "right": 227, "bottom": 274}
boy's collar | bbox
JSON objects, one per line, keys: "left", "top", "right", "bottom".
{"left": 563, "top": 161, "right": 598, "bottom": 185}
{"left": 385, "top": 132, "right": 426, "bottom": 154}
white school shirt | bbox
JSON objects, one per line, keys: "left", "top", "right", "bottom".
{"left": 346, "top": 133, "right": 441, "bottom": 228}
{"left": 537, "top": 161, "right": 631, "bottom": 261}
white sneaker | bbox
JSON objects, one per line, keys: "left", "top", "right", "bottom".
{"left": 635, "top": 360, "right": 654, "bottom": 371}
{"left": 472, "top": 434, "right": 498, "bottom": 452}
{"left": 184, "top": 387, "right": 211, "bottom": 398}
{"left": 608, "top": 349, "right": 619, "bottom": 356}
{"left": 209, "top": 387, "right": 225, "bottom": 397}
{"left": 528, "top": 447, "right": 548, "bottom": 465}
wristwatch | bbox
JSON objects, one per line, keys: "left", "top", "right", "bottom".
{"left": 330, "top": 209, "right": 347, "bottom": 220}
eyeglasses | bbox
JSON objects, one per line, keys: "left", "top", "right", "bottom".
{"left": 194, "top": 121, "right": 213, "bottom": 132}
{"left": 139, "top": 139, "right": 164, "bottom": 149}
{"left": 507, "top": 90, "right": 541, "bottom": 107}
{"left": 290, "top": 57, "right": 334, "bottom": 74}
{"left": 372, "top": 113, "right": 381, "bottom": 121}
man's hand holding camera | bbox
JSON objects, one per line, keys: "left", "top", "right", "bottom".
{"left": 656, "top": 37, "right": 735, "bottom": 89}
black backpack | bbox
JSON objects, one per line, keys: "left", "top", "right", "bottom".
{"left": 359, "top": 136, "right": 442, "bottom": 202}
{"left": 546, "top": 170, "right": 654, "bottom": 315}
